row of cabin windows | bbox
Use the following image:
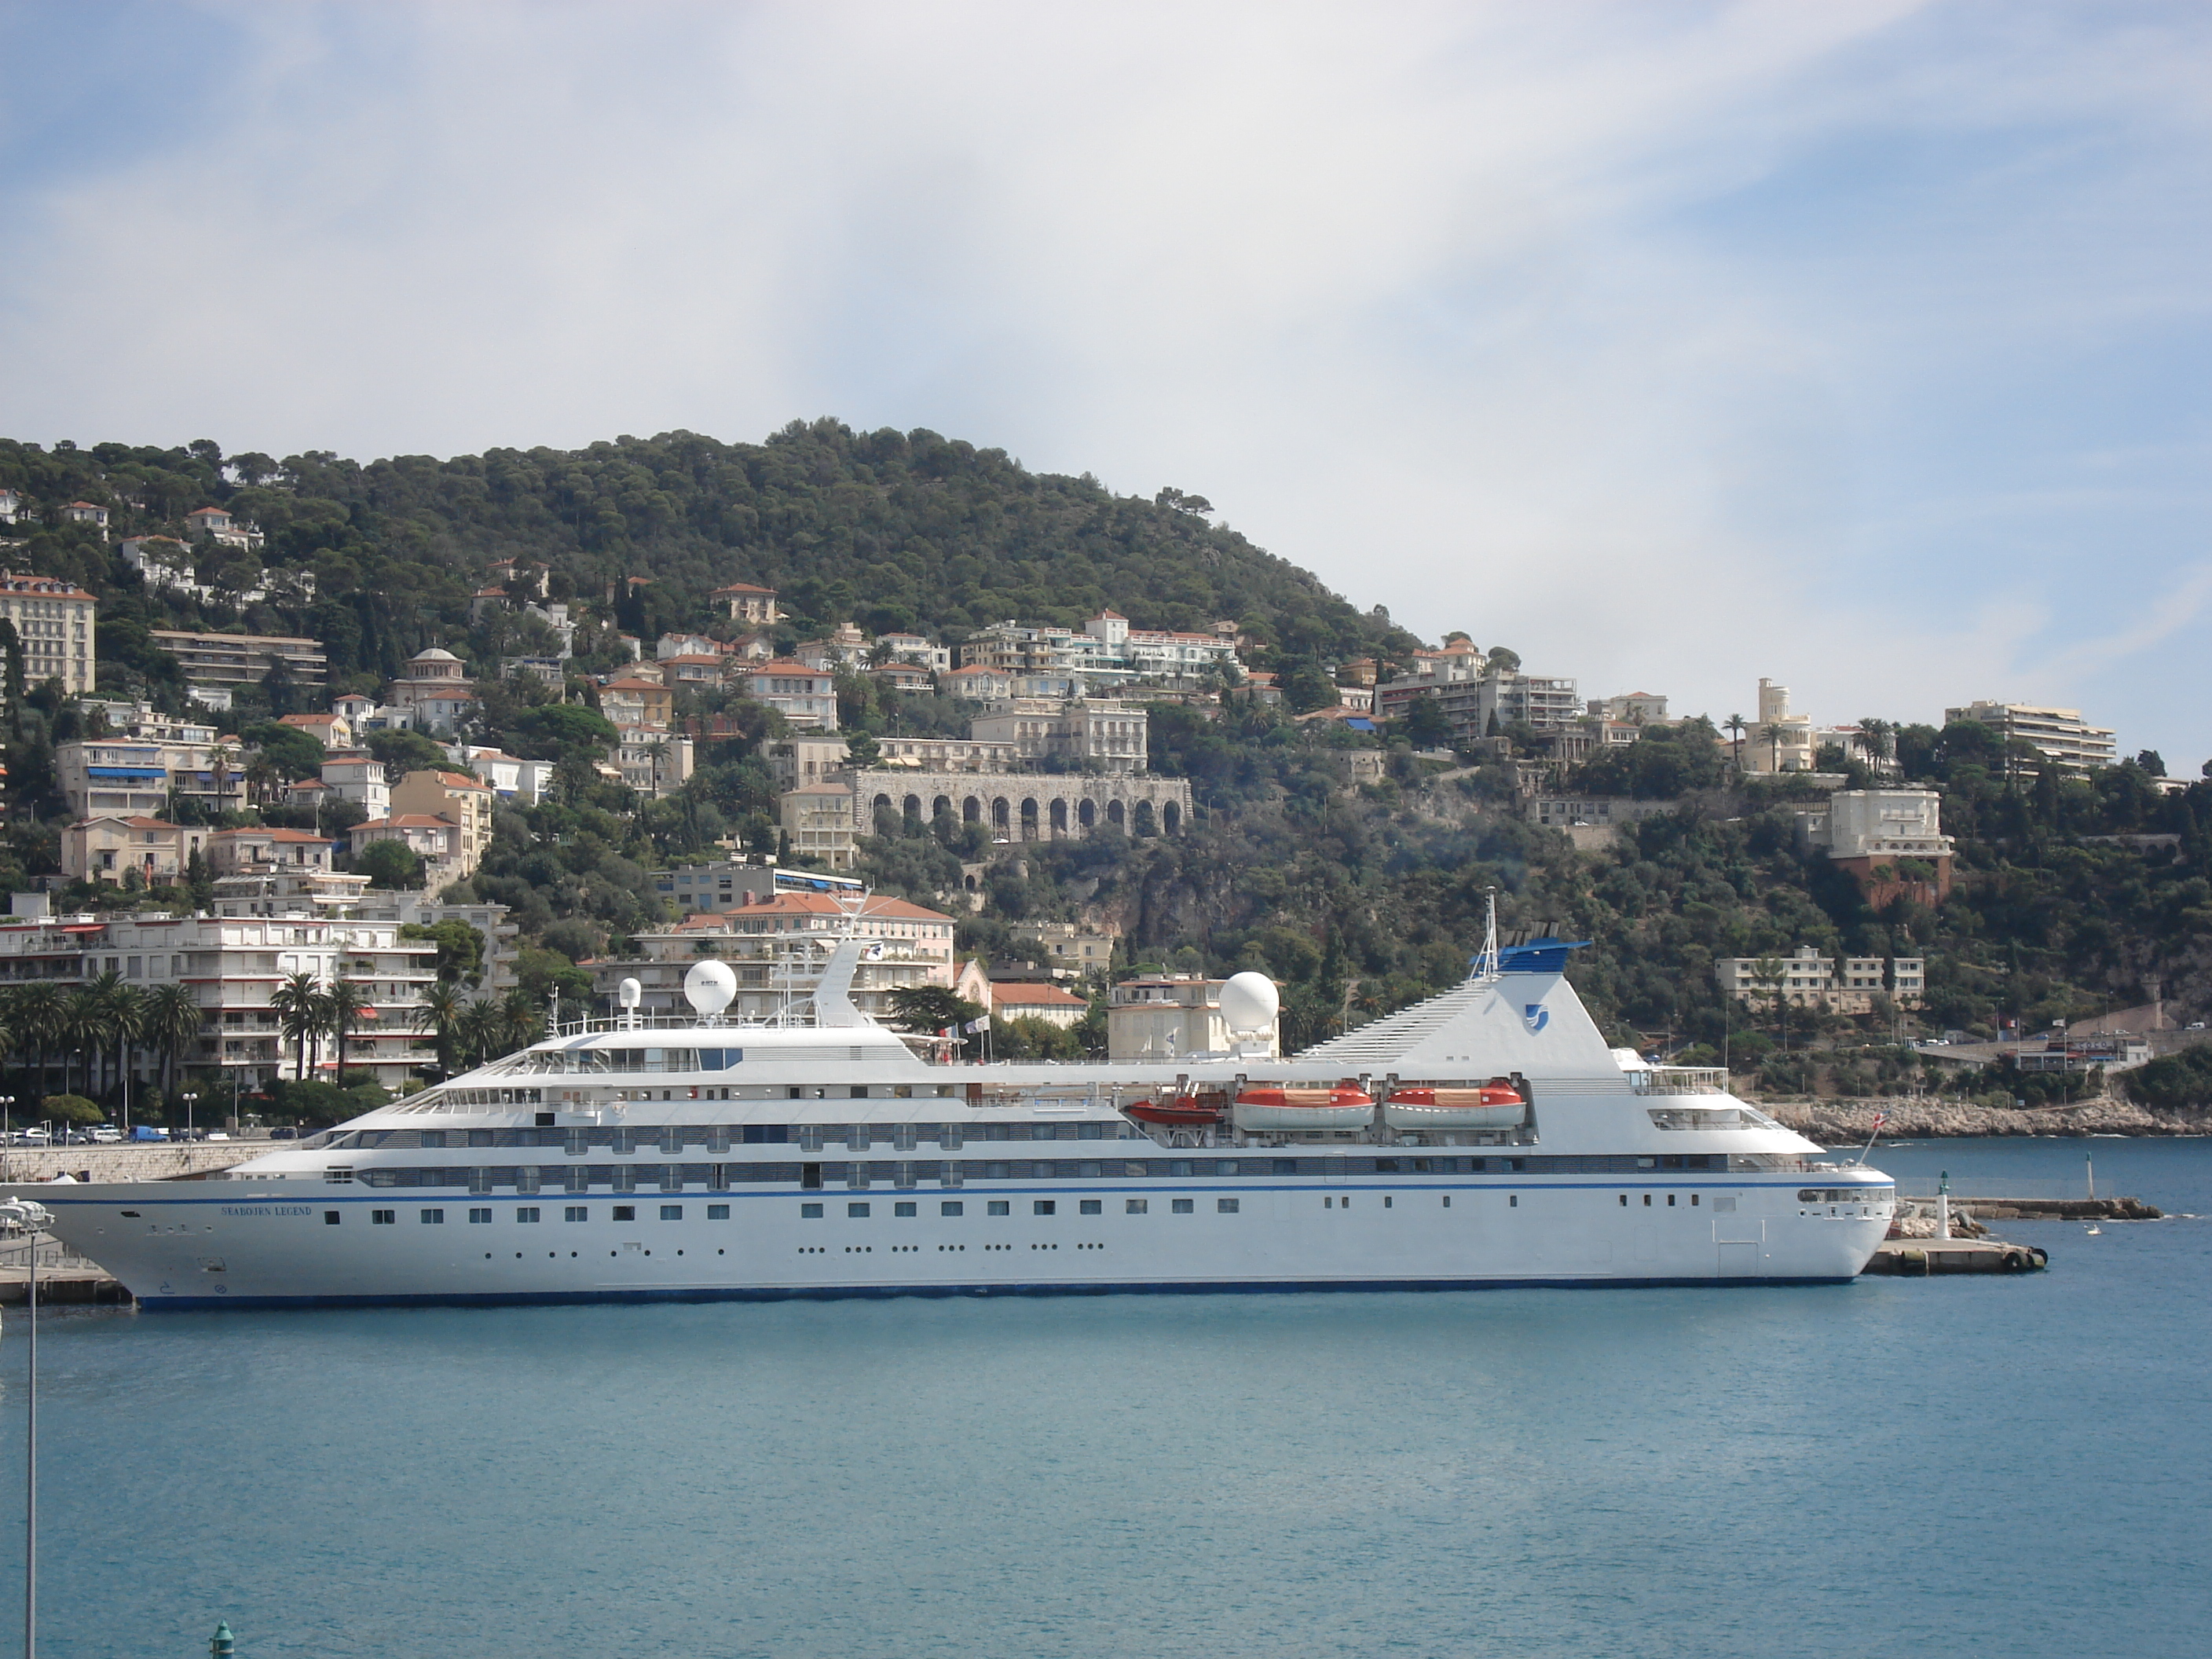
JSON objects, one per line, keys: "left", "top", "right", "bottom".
{"left": 358, "top": 1205, "right": 734, "bottom": 1225}
{"left": 798, "top": 1198, "right": 1220, "bottom": 1218}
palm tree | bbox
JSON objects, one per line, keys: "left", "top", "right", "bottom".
{"left": 458, "top": 998, "right": 504, "bottom": 1070}
{"left": 1723, "top": 712, "right": 1746, "bottom": 771}
{"left": 140, "top": 983, "right": 205, "bottom": 1104}
{"left": 1856, "top": 716, "right": 1893, "bottom": 775}
{"left": 244, "top": 752, "right": 281, "bottom": 811}
{"left": 419, "top": 980, "right": 467, "bottom": 1078}
{"left": 270, "top": 970, "right": 327, "bottom": 1082}
{"left": 210, "top": 742, "right": 239, "bottom": 817}
{"left": 6, "top": 983, "right": 64, "bottom": 1109}
{"left": 322, "top": 979, "right": 372, "bottom": 1089}
{"left": 499, "top": 987, "right": 545, "bottom": 1057}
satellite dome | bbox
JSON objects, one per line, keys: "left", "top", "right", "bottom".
{"left": 618, "top": 976, "right": 643, "bottom": 1009}
{"left": 1218, "top": 971, "right": 1280, "bottom": 1035}
{"left": 684, "top": 959, "right": 737, "bottom": 1019}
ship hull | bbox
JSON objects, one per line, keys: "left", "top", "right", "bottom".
{"left": 17, "top": 1174, "right": 1888, "bottom": 1309}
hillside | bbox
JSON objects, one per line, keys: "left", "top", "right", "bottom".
{"left": 2, "top": 419, "right": 2209, "bottom": 1111}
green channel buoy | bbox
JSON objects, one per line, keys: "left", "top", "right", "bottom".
{"left": 211, "top": 1621, "right": 235, "bottom": 1657}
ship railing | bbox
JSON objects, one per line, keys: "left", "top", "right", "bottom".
{"left": 1628, "top": 1067, "right": 1731, "bottom": 1096}
{"left": 0, "top": 1235, "right": 101, "bottom": 1274}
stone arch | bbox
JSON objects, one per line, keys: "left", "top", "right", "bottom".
{"left": 902, "top": 793, "right": 923, "bottom": 828}
{"left": 1107, "top": 799, "right": 1126, "bottom": 830}
{"left": 1020, "top": 797, "right": 1040, "bottom": 841}
{"left": 932, "top": 795, "right": 953, "bottom": 823}
{"left": 872, "top": 793, "right": 896, "bottom": 835}
{"left": 991, "top": 797, "right": 1011, "bottom": 832}
{"left": 1162, "top": 800, "right": 1181, "bottom": 835}
{"left": 1133, "top": 799, "right": 1158, "bottom": 837}
{"left": 1049, "top": 798, "right": 1069, "bottom": 837}
{"left": 962, "top": 796, "right": 982, "bottom": 823}
{"left": 1078, "top": 799, "right": 1097, "bottom": 834}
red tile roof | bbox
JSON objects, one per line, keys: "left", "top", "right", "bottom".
{"left": 991, "top": 981, "right": 1089, "bottom": 1008}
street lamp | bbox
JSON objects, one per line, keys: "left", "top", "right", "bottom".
{"left": 181, "top": 1091, "right": 200, "bottom": 1144}
{"left": 0, "top": 1096, "right": 13, "bottom": 1148}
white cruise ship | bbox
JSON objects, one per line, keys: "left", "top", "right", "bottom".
{"left": 13, "top": 929, "right": 1893, "bottom": 1309}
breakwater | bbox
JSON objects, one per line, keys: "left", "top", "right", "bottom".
{"left": 1768, "top": 1096, "right": 2212, "bottom": 1141}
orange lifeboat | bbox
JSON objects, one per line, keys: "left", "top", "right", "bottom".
{"left": 1381, "top": 1081, "right": 1526, "bottom": 1130}
{"left": 1126, "top": 1093, "right": 1226, "bottom": 1127}
{"left": 1231, "top": 1083, "right": 1374, "bottom": 1132}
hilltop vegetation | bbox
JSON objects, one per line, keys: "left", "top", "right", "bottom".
{"left": 2, "top": 420, "right": 2208, "bottom": 1105}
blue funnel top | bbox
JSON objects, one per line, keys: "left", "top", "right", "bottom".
{"left": 1490, "top": 938, "right": 1590, "bottom": 975}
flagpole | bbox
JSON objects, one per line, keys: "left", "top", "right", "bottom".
{"left": 1855, "top": 1111, "right": 1886, "bottom": 1166}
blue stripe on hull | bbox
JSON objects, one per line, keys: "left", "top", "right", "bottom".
{"left": 138, "top": 1274, "right": 1858, "bottom": 1311}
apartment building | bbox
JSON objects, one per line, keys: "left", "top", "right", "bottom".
{"left": 384, "top": 647, "right": 476, "bottom": 735}
{"left": 967, "top": 699, "right": 1148, "bottom": 774}
{"left": 151, "top": 629, "right": 328, "bottom": 696}
{"left": 60, "top": 815, "right": 212, "bottom": 884}
{"left": 0, "top": 571, "right": 96, "bottom": 694}
{"left": 1375, "top": 665, "right": 1580, "bottom": 741}
{"left": 646, "top": 861, "right": 864, "bottom": 914}
{"left": 779, "top": 782, "right": 859, "bottom": 870}
{"left": 1943, "top": 701, "right": 2118, "bottom": 776}
{"left": 1715, "top": 945, "right": 1926, "bottom": 1014}
{"left": 589, "top": 892, "right": 953, "bottom": 1022}
{"left": 0, "top": 909, "right": 434, "bottom": 1091}
{"left": 736, "top": 661, "right": 838, "bottom": 730}
{"left": 320, "top": 751, "right": 391, "bottom": 816}
{"left": 599, "top": 676, "right": 675, "bottom": 734}
{"left": 57, "top": 734, "right": 247, "bottom": 820}
{"left": 1796, "top": 789, "right": 1957, "bottom": 904}
{"left": 711, "top": 581, "right": 780, "bottom": 624}
{"left": 614, "top": 734, "right": 696, "bottom": 798}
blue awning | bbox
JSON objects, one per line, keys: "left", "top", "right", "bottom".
{"left": 87, "top": 767, "right": 167, "bottom": 779}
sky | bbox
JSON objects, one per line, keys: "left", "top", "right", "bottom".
{"left": 1, "top": 0, "right": 2207, "bottom": 769}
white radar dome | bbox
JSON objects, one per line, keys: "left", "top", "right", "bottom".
{"left": 1218, "top": 971, "right": 1280, "bottom": 1035}
{"left": 618, "top": 976, "right": 643, "bottom": 1009}
{"left": 684, "top": 959, "right": 737, "bottom": 1018}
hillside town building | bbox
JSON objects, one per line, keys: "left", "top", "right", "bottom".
{"left": 1715, "top": 946, "right": 1926, "bottom": 1015}
{"left": 0, "top": 571, "right": 96, "bottom": 694}
{"left": 152, "top": 629, "right": 328, "bottom": 698}
{"left": 1943, "top": 701, "right": 2118, "bottom": 776}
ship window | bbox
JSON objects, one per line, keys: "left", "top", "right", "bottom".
{"left": 1668, "top": 1194, "right": 1676, "bottom": 1207}
{"left": 987, "top": 1200, "right": 1010, "bottom": 1216}
{"left": 708, "top": 1204, "right": 730, "bottom": 1220}
{"left": 848, "top": 1202, "right": 870, "bottom": 1218}
{"left": 1643, "top": 1194, "right": 1652, "bottom": 1207}
{"left": 1126, "top": 1199, "right": 1148, "bottom": 1214}
{"left": 1618, "top": 1195, "right": 1628, "bottom": 1206}
{"left": 1033, "top": 1200, "right": 1056, "bottom": 1216}
{"left": 1218, "top": 1198, "right": 1240, "bottom": 1214}
{"left": 801, "top": 1163, "right": 822, "bottom": 1190}
{"left": 1080, "top": 1199, "right": 1102, "bottom": 1215}
{"left": 1442, "top": 1196, "right": 1451, "bottom": 1208}
{"left": 800, "top": 1203, "right": 823, "bottom": 1218}
{"left": 372, "top": 1210, "right": 394, "bottom": 1225}
{"left": 323, "top": 1211, "right": 340, "bottom": 1225}
{"left": 612, "top": 1206, "right": 636, "bottom": 1221}
{"left": 941, "top": 1201, "right": 964, "bottom": 1217}
{"left": 1691, "top": 1194, "right": 1700, "bottom": 1205}
{"left": 566, "top": 1207, "right": 588, "bottom": 1221}
{"left": 469, "top": 1208, "right": 492, "bottom": 1224}
{"left": 421, "top": 1131, "right": 446, "bottom": 1148}
{"left": 1171, "top": 1199, "right": 1194, "bottom": 1214}
{"left": 469, "top": 1130, "right": 493, "bottom": 1148}
{"left": 420, "top": 1209, "right": 445, "bottom": 1224}
{"left": 1509, "top": 1195, "right": 1518, "bottom": 1207}
{"left": 894, "top": 1201, "right": 917, "bottom": 1218}
{"left": 517, "top": 1208, "right": 540, "bottom": 1223}
{"left": 659, "top": 1205, "right": 683, "bottom": 1221}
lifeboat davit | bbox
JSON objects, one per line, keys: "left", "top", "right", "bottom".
{"left": 1380, "top": 1083, "right": 1527, "bottom": 1130}
{"left": 1126, "top": 1093, "right": 1226, "bottom": 1127}
{"left": 1231, "top": 1084, "right": 1374, "bottom": 1133}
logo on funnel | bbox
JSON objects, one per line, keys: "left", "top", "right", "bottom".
{"left": 1523, "top": 1002, "right": 1549, "bottom": 1034}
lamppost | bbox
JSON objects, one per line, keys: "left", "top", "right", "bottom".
{"left": 181, "top": 1090, "right": 199, "bottom": 1144}
{"left": 1, "top": 1196, "right": 54, "bottom": 1659}
{"left": 0, "top": 1095, "right": 13, "bottom": 1148}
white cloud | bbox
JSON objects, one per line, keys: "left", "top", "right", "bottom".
{"left": 2, "top": 0, "right": 2208, "bottom": 762}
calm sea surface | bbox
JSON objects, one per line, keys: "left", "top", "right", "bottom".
{"left": 3, "top": 1137, "right": 2208, "bottom": 1658}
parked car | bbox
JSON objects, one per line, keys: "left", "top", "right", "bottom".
{"left": 205, "top": 1131, "right": 230, "bottom": 1141}
{"left": 130, "top": 1125, "right": 170, "bottom": 1142}
{"left": 16, "top": 1128, "right": 50, "bottom": 1145}
{"left": 268, "top": 1127, "right": 301, "bottom": 1140}
{"left": 90, "top": 1126, "right": 123, "bottom": 1144}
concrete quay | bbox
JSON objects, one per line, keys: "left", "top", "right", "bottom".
{"left": 1865, "top": 1237, "right": 2049, "bottom": 1275}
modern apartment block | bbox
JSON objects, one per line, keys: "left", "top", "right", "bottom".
{"left": 1943, "top": 701, "right": 2118, "bottom": 776}
{"left": 0, "top": 571, "right": 95, "bottom": 694}
{"left": 57, "top": 732, "right": 247, "bottom": 820}
{"left": 1715, "top": 945, "right": 1925, "bottom": 1013}
{"left": 966, "top": 699, "right": 1149, "bottom": 774}
{"left": 1796, "top": 789, "right": 1956, "bottom": 904}
{"left": 0, "top": 908, "right": 434, "bottom": 1091}
{"left": 151, "top": 629, "right": 329, "bottom": 695}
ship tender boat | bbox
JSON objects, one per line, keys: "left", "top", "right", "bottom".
{"left": 1381, "top": 1083, "right": 1526, "bottom": 1131}
{"left": 6, "top": 928, "right": 1896, "bottom": 1309}
{"left": 1125, "top": 1093, "right": 1226, "bottom": 1128}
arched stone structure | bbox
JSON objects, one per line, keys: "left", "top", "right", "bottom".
{"left": 844, "top": 769, "right": 1193, "bottom": 843}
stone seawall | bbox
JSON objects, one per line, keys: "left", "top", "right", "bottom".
{"left": 0, "top": 1141, "right": 267, "bottom": 1185}
{"left": 1768, "top": 1096, "right": 2212, "bottom": 1141}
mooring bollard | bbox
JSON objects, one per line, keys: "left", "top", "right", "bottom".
{"left": 211, "top": 1620, "right": 235, "bottom": 1657}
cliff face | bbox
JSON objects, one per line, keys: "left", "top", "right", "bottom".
{"left": 1771, "top": 1095, "right": 2212, "bottom": 1141}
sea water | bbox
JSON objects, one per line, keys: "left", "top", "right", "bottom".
{"left": 3, "top": 1137, "right": 2208, "bottom": 1658}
